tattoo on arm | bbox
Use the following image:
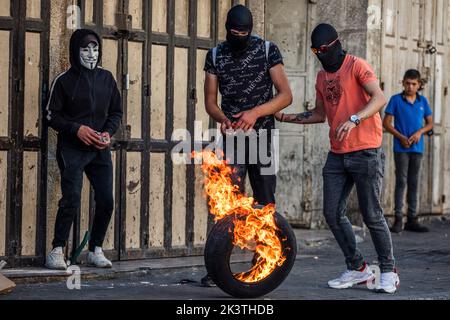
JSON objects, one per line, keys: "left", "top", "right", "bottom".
{"left": 293, "top": 111, "right": 313, "bottom": 123}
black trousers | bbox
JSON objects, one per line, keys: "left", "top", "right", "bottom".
{"left": 204, "top": 132, "right": 277, "bottom": 279}
{"left": 394, "top": 152, "right": 423, "bottom": 220}
{"left": 52, "top": 144, "right": 114, "bottom": 252}
{"left": 222, "top": 132, "right": 277, "bottom": 206}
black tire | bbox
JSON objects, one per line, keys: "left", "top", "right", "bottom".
{"left": 204, "top": 210, "right": 297, "bottom": 298}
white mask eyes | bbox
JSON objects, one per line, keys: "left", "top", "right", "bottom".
{"left": 80, "top": 44, "right": 99, "bottom": 53}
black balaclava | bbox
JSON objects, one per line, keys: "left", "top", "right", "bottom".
{"left": 225, "top": 5, "right": 253, "bottom": 55}
{"left": 311, "top": 23, "right": 346, "bottom": 73}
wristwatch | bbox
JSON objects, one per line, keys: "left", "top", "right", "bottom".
{"left": 349, "top": 115, "right": 361, "bottom": 126}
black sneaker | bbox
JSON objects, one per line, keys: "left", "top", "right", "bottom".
{"left": 201, "top": 274, "right": 216, "bottom": 287}
{"left": 390, "top": 219, "right": 403, "bottom": 233}
{"left": 404, "top": 218, "right": 429, "bottom": 233}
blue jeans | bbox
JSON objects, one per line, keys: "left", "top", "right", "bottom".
{"left": 322, "top": 148, "right": 395, "bottom": 273}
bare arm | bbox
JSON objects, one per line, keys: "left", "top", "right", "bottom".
{"left": 383, "top": 114, "right": 406, "bottom": 140}
{"left": 204, "top": 72, "right": 233, "bottom": 134}
{"left": 204, "top": 72, "right": 227, "bottom": 123}
{"left": 277, "top": 98, "right": 326, "bottom": 125}
{"left": 383, "top": 114, "right": 412, "bottom": 148}
{"left": 409, "top": 115, "right": 433, "bottom": 145}
{"left": 355, "top": 81, "right": 388, "bottom": 121}
{"left": 419, "top": 115, "right": 434, "bottom": 136}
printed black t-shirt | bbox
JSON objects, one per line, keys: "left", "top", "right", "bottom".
{"left": 204, "top": 36, "right": 284, "bottom": 131}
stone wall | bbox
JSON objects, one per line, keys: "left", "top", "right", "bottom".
{"left": 46, "top": 0, "right": 76, "bottom": 251}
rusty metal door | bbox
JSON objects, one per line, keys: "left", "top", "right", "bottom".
{"left": 265, "top": 0, "right": 322, "bottom": 228}
{"left": 78, "top": 1, "right": 248, "bottom": 261}
{"left": 380, "top": 0, "right": 449, "bottom": 216}
{"left": 0, "top": 0, "right": 50, "bottom": 267}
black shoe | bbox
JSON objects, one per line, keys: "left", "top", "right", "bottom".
{"left": 404, "top": 218, "right": 429, "bottom": 233}
{"left": 390, "top": 219, "right": 403, "bottom": 233}
{"left": 201, "top": 274, "right": 216, "bottom": 287}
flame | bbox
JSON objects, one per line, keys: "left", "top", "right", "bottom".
{"left": 193, "top": 150, "right": 286, "bottom": 283}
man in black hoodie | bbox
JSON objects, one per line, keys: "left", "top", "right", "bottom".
{"left": 45, "top": 29, "right": 122, "bottom": 270}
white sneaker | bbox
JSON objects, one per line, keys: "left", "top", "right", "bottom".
{"left": 375, "top": 271, "right": 400, "bottom": 294}
{"left": 328, "top": 264, "right": 374, "bottom": 289}
{"left": 87, "top": 247, "right": 112, "bottom": 268}
{"left": 45, "top": 247, "right": 67, "bottom": 270}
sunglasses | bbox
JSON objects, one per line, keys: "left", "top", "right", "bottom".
{"left": 311, "top": 38, "right": 339, "bottom": 55}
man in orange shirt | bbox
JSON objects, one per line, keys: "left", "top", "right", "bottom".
{"left": 276, "top": 24, "right": 399, "bottom": 294}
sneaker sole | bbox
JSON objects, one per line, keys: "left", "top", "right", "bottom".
{"left": 375, "top": 287, "right": 398, "bottom": 294}
{"left": 87, "top": 263, "right": 112, "bottom": 268}
{"left": 375, "top": 281, "right": 400, "bottom": 294}
{"left": 328, "top": 275, "right": 375, "bottom": 289}
{"left": 44, "top": 263, "right": 67, "bottom": 270}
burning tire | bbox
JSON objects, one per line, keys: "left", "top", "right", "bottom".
{"left": 204, "top": 210, "right": 297, "bottom": 299}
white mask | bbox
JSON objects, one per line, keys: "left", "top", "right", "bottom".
{"left": 79, "top": 43, "right": 99, "bottom": 70}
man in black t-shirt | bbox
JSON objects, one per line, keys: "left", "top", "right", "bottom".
{"left": 202, "top": 5, "right": 292, "bottom": 287}
{"left": 204, "top": 27, "right": 285, "bottom": 132}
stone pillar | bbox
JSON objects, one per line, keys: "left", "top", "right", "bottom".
{"left": 46, "top": 0, "right": 77, "bottom": 251}
{"left": 248, "top": 0, "right": 265, "bottom": 38}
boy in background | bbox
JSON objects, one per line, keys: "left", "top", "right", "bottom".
{"left": 383, "top": 69, "right": 433, "bottom": 233}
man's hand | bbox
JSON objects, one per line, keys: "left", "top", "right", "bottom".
{"left": 335, "top": 121, "right": 357, "bottom": 142}
{"left": 96, "top": 132, "right": 111, "bottom": 150}
{"left": 77, "top": 125, "right": 103, "bottom": 146}
{"left": 399, "top": 135, "right": 412, "bottom": 148}
{"left": 77, "top": 125, "right": 109, "bottom": 149}
{"left": 232, "top": 109, "right": 259, "bottom": 132}
{"left": 408, "top": 131, "right": 423, "bottom": 145}
{"left": 220, "top": 119, "right": 234, "bottom": 135}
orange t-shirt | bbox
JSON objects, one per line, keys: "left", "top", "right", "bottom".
{"left": 316, "top": 54, "right": 383, "bottom": 154}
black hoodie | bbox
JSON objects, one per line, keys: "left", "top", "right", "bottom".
{"left": 46, "top": 29, "right": 123, "bottom": 150}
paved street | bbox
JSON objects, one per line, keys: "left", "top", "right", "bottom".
{"left": 2, "top": 218, "right": 449, "bottom": 300}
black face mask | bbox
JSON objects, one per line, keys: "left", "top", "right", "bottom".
{"left": 226, "top": 32, "right": 251, "bottom": 53}
{"left": 225, "top": 5, "right": 253, "bottom": 55}
{"left": 311, "top": 23, "right": 346, "bottom": 73}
